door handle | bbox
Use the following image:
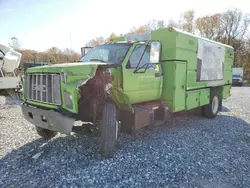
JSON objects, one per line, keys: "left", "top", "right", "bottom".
{"left": 155, "top": 72, "right": 163, "bottom": 77}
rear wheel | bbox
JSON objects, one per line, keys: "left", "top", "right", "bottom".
{"left": 99, "top": 102, "right": 118, "bottom": 158}
{"left": 202, "top": 91, "right": 220, "bottom": 119}
{"left": 35, "top": 127, "right": 58, "bottom": 140}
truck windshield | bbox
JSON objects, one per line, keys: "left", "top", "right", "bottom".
{"left": 80, "top": 43, "right": 132, "bottom": 64}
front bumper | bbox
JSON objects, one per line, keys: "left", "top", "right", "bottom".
{"left": 21, "top": 103, "right": 75, "bottom": 135}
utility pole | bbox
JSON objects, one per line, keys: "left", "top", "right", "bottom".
{"left": 69, "top": 32, "right": 73, "bottom": 64}
{"left": 70, "top": 32, "right": 72, "bottom": 52}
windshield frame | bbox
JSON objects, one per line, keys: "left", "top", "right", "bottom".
{"left": 79, "top": 43, "right": 132, "bottom": 65}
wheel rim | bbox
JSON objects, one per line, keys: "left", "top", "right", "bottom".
{"left": 212, "top": 96, "right": 219, "bottom": 114}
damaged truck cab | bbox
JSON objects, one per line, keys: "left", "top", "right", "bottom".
{"left": 21, "top": 27, "right": 234, "bottom": 157}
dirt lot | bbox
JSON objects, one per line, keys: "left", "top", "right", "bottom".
{"left": 0, "top": 87, "right": 250, "bottom": 188}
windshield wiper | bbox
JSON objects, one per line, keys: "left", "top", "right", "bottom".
{"left": 89, "top": 59, "right": 106, "bottom": 63}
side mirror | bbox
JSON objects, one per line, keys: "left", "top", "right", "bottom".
{"left": 150, "top": 41, "right": 161, "bottom": 64}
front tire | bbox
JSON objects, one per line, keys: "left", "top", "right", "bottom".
{"left": 202, "top": 91, "right": 220, "bottom": 119}
{"left": 99, "top": 102, "right": 118, "bottom": 158}
{"left": 35, "top": 127, "right": 58, "bottom": 140}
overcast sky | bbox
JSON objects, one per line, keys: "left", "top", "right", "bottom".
{"left": 0, "top": 0, "right": 249, "bottom": 53}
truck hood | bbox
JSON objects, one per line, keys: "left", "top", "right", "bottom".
{"left": 26, "top": 61, "right": 110, "bottom": 84}
{"left": 26, "top": 61, "right": 107, "bottom": 73}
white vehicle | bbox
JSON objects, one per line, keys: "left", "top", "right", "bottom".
{"left": 0, "top": 43, "right": 22, "bottom": 90}
{"left": 232, "top": 67, "right": 243, "bottom": 86}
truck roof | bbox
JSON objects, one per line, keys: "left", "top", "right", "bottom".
{"left": 111, "top": 27, "right": 234, "bottom": 49}
{"left": 173, "top": 27, "right": 233, "bottom": 49}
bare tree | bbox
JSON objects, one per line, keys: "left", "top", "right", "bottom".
{"left": 179, "top": 10, "right": 195, "bottom": 33}
{"left": 167, "top": 19, "right": 179, "bottom": 28}
{"left": 246, "top": 31, "right": 250, "bottom": 45}
{"left": 195, "top": 14, "right": 224, "bottom": 40}
{"left": 146, "top": 20, "right": 165, "bottom": 30}
{"left": 9, "top": 37, "right": 21, "bottom": 50}
{"left": 221, "top": 8, "right": 250, "bottom": 45}
{"left": 107, "top": 33, "right": 118, "bottom": 42}
{"left": 128, "top": 25, "right": 150, "bottom": 34}
{"left": 86, "top": 36, "right": 106, "bottom": 47}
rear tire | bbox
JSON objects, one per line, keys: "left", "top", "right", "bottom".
{"left": 99, "top": 102, "right": 118, "bottom": 158}
{"left": 35, "top": 127, "right": 58, "bottom": 140}
{"left": 202, "top": 90, "right": 220, "bottom": 119}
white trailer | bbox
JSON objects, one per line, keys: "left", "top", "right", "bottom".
{"left": 0, "top": 43, "right": 22, "bottom": 90}
{"left": 232, "top": 67, "right": 244, "bottom": 86}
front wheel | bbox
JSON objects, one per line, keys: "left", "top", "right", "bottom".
{"left": 99, "top": 102, "right": 118, "bottom": 158}
{"left": 202, "top": 91, "right": 220, "bottom": 119}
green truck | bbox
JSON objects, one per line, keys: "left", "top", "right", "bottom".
{"left": 21, "top": 27, "right": 234, "bottom": 157}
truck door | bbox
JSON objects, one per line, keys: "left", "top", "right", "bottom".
{"left": 122, "top": 43, "right": 163, "bottom": 104}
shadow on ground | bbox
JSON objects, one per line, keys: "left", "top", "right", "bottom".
{"left": 1, "top": 111, "right": 250, "bottom": 187}
{"left": 221, "top": 105, "right": 231, "bottom": 112}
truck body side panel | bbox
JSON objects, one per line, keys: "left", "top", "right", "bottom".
{"left": 173, "top": 62, "right": 187, "bottom": 111}
{"left": 176, "top": 33, "right": 208, "bottom": 90}
{"left": 151, "top": 27, "right": 233, "bottom": 111}
{"left": 186, "top": 90, "right": 200, "bottom": 110}
{"left": 185, "top": 89, "right": 210, "bottom": 110}
{"left": 224, "top": 48, "right": 234, "bottom": 84}
{"left": 161, "top": 61, "right": 186, "bottom": 112}
{"left": 199, "top": 89, "right": 210, "bottom": 106}
{"left": 151, "top": 28, "right": 177, "bottom": 61}
{"left": 222, "top": 85, "right": 231, "bottom": 99}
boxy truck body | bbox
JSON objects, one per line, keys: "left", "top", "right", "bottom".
{"left": 113, "top": 27, "right": 234, "bottom": 112}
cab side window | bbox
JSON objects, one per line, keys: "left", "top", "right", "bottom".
{"left": 126, "top": 44, "right": 156, "bottom": 70}
{"left": 126, "top": 44, "right": 148, "bottom": 68}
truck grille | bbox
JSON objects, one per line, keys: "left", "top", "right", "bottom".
{"left": 25, "top": 74, "right": 62, "bottom": 105}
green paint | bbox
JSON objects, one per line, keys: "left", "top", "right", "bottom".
{"left": 22, "top": 27, "right": 234, "bottom": 116}
{"left": 199, "top": 89, "right": 210, "bottom": 106}
{"left": 222, "top": 85, "right": 231, "bottom": 99}
{"left": 186, "top": 90, "right": 200, "bottom": 110}
{"left": 161, "top": 61, "right": 187, "bottom": 112}
{"left": 24, "top": 100, "right": 58, "bottom": 109}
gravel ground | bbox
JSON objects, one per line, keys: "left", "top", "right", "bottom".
{"left": 0, "top": 87, "right": 250, "bottom": 188}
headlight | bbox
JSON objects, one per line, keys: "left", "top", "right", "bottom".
{"left": 64, "top": 91, "right": 73, "bottom": 109}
